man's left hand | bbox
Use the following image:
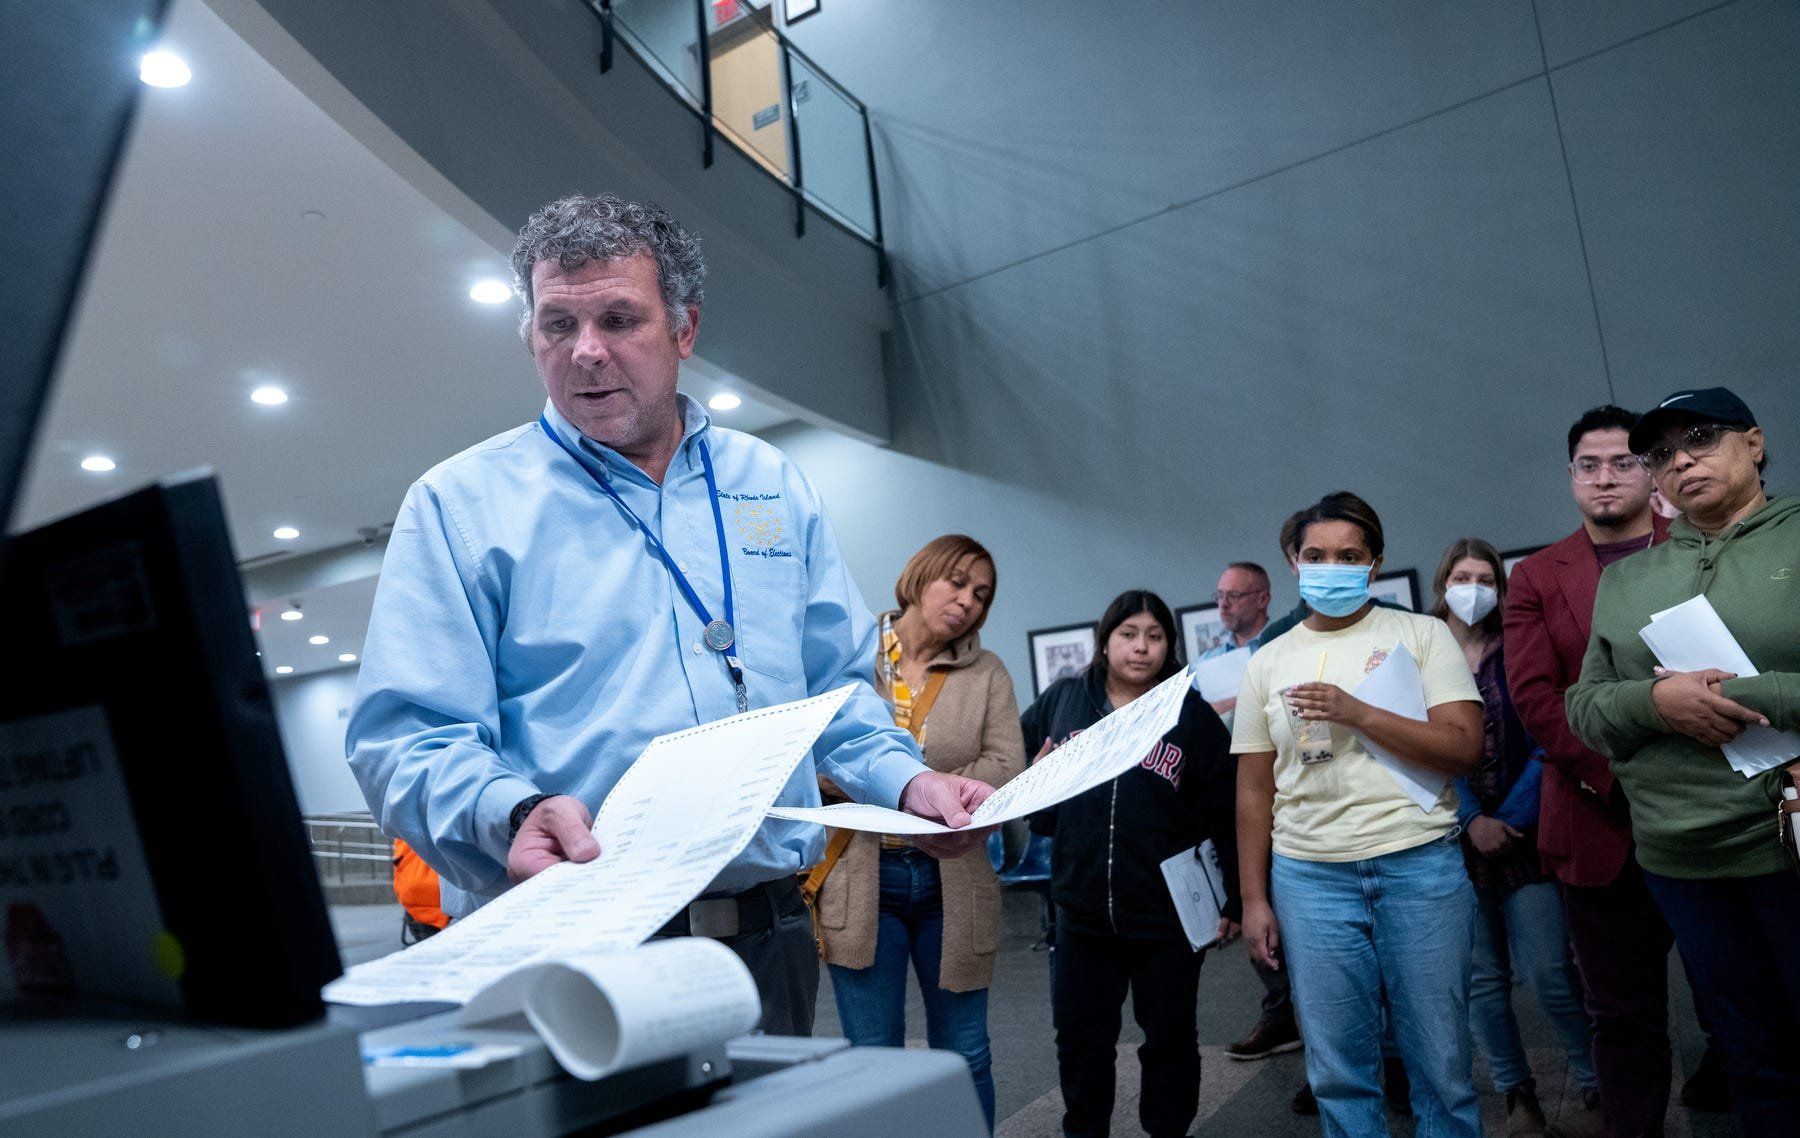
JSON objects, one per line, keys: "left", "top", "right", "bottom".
{"left": 899, "top": 771, "right": 996, "bottom": 860}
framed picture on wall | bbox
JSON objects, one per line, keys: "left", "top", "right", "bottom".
{"left": 783, "top": 0, "right": 821, "bottom": 24}
{"left": 1176, "top": 602, "right": 1229, "bottom": 666}
{"left": 1370, "top": 568, "right": 1420, "bottom": 612}
{"left": 1501, "top": 545, "right": 1547, "bottom": 578}
{"left": 1028, "top": 622, "right": 1096, "bottom": 696}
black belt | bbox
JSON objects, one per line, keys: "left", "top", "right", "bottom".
{"left": 655, "top": 876, "right": 804, "bottom": 940}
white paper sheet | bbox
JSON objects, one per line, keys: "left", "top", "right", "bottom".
{"left": 1192, "top": 648, "right": 1252, "bottom": 702}
{"left": 323, "top": 684, "right": 855, "bottom": 1008}
{"left": 1640, "top": 595, "right": 1800, "bottom": 776}
{"left": 1159, "top": 839, "right": 1228, "bottom": 952}
{"left": 1350, "top": 643, "right": 1448, "bottom": 812}
{"left": 767, "top": 667, "right": 1193, "bottom": 833}
{"left": 457, "top": 937, "right": 760, "bottom": 1080}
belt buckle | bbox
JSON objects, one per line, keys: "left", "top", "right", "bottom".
{"left": 688, "top": 897, "right": 740, "bottom": 938}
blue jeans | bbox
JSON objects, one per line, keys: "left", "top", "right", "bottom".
{"left": 828, "top": 849, "right": 996, "bottom": 1131}
{"left": 1272, "top": 835, "right": 1480, "bottom": 1138}
{"left": 1468, "top": 880, "right": 1597, "bottom": 1094}
{"left": 1643, "top": 869, "right": 1800, "bottom": 1138}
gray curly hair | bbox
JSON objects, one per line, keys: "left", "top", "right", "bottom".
{"left": 509, "top": 192, "right": 706, "bottom": 344}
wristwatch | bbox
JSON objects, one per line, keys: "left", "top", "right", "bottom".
{"left": 508, "top": 793, "right": 553, "bottom": 844}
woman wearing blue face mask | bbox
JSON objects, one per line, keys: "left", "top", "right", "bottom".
{"left": 1433, "top": 538, "right": 1600, "bottom": 1138}
{"left": 1233, "top": 492, "right": 1487, "bottom": 1138}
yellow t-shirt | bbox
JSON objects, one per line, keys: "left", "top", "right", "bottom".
{"left": 1229, "top": 605, "right": 1480, "bottom": 862}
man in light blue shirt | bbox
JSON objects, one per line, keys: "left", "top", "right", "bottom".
{"left": 1198, "top": 561, "right": 1273, "bottom": 668}
{"left": 348, "top": 193, "right": 990, "bottom": 1034}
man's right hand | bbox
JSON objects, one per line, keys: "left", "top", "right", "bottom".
{"left": 1650, "top": 668, "right": 1767, "bottom": 748}
{"left": 1242, "top": 899, "right": 1281, "bottom": 971}
{"left": 507, "top": 795, "right": 600, "bottom": 884}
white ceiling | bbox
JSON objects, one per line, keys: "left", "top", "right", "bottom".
{"left": 252, "top": 572, "right": 377, "bottom": 681}
{"left": 11, "top": 0, "right": 793, "bottom": 566}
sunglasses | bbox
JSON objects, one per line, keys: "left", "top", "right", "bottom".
{"left": 1639, "top": 424, "right": 1746, "bottom": 474}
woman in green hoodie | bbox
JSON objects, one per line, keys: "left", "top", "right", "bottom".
{"left": 1565, "top": 386, "right": 1799, "bottom": 1138}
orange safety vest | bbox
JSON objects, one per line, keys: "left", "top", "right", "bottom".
{"left": 391, "top": 839, "right": 450, "bottom": 930}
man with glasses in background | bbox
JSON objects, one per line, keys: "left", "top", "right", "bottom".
{"left": 1504, "top": 405, "right": 1727, "bottom": 1136}
{"left": 1204, "top": 561, "right": 1305, "bottom": 1064}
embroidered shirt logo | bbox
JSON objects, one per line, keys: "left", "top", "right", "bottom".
{"left": 734, "top": 501, "right": 785, "bottom": 551}
{"left": 1774, "top": 567, "right": 1793, "bottom": 580}
{"left": 1363, "top": 648, "right": 1390, "bottom": 675}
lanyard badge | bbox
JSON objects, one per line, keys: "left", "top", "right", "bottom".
{"left": 539, "top": 415, "right": 749, "bottom": 713}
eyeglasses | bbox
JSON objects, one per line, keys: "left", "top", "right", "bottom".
{"left": 1213, "top": 589, "right": 1267, "bottom": 604}
{"left": 1640, "top": 424, "right": 1745, "bottom": 474}
{"left": 1568, "top": 456, "right": 1647, "bottom": 484}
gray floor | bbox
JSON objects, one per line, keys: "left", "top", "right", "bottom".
{"left": 331, "top": 897, "right": 1740, "bottom": 1137}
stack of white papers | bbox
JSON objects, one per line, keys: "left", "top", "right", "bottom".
{"left": 1639, "top": 595, "right": 1800, "bottom": 776}
{"left": 767, "top": 666, "right": 1194, "bottom": 834}
{"left": 1192, "top": 648, "right": 1251, "bottom": 703}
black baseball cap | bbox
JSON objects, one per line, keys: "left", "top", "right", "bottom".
{"left": 1628, "top": 386, "right": 1759, "bottom": 454}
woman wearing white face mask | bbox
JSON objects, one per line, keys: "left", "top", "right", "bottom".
{"left": 1433, "top": 539, "right": 1600, "bottom": 1138}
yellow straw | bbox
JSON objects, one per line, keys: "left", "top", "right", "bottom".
{"left": 1316, "top": 652, "right": 1327, "bottom": 682}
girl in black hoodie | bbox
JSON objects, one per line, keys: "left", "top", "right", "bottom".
{"left": 1022, "top": 589, "right": 1240, "bottom": 1138}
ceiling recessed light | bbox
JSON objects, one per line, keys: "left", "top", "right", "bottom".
{"left": 80, "top": 454, "right": 117, "bottom": 473}
{"left": 280, "top": 608, "right": 303, "bottom": 622}
{"left": 139, "top": 50, "right": 192, "bottom": 88}
{"left": 469, "top": 279, "right": 513, "bottom": 305}
{"left": 251, "top": 386, "right": 288, "bottom": 406}
{"left": 274, "top": 665, "right": 294, "bottom": 675}
{"left": 308, "top": 634, "right": 330, "bottom": 646}
{"left": 338, "top": 653, "right": 358, "bottom": 663}
{"left": 708, "top": 393, "right": 742, "bottom": 412}
{"left": 272, "top": 526, "right": 300, "bottom": 540}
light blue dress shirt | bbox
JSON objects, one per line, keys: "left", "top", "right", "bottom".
{"left": 1198, "top": 627, "right": 1263, "bottom": 661}
{"left": 348, "top": 396, "right": 926, "bottom": 917}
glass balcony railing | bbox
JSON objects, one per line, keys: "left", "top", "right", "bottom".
{"left": 593, "top": 0, "right": 884, "bottom": 261}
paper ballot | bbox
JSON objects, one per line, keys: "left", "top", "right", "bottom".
{"left": 1192, "top": 648, "right": 1252, "bottom": 702}
{"left": 1350, "top": 643, "right": 1449, "bottom": 812}
{"left": 323, "top": 686, "right": 855, "bottom": 1077}
{"left": 767, "top": 667, "right": 1194, "bottom": 834}
{"left": 1639, "top": 595, "right": 1800, "bottom": 776}
{"left": 455, "top": 937, "right": 760, "bottom": 1081}
{"left": 1160, "top": 840, "right": 1229, "bottom": 952}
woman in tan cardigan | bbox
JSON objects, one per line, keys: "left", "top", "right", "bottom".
{"left": 814, "top": 534, "right": 1024, "bottom": 1132}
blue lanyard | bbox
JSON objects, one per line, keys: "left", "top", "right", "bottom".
{"left": 538, "top": 414, "right": 748, "bottom": 712}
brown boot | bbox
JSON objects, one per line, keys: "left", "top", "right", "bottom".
{"left": 1506, "top": 1084, "right": 1548, "bottom": 1138}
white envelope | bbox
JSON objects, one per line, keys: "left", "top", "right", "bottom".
{"left": 1350, "top": 642, "right": 1449, "bottom": 812}
{"left": 1159, "top": 839, "right": 1228, "bottom": 952}
{"left": 1640, "top": 595, "right": 1800, "bottom": 776}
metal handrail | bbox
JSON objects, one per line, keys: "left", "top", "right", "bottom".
{"left": 304, "top": 813, "right": 394, "bottom": 886}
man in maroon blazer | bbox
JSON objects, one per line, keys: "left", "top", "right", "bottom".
{"left": 1505, "top": 406, "right": 1718, "bottom": 1137}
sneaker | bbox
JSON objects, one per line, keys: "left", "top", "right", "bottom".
{"left": 1225, "top": 1015, "right": 1303, "bottom": 1060}
{"left": 1549, "top": 1091, "right": 1604, "bottom": 1138}
{"left": 1383, "top": 1057, "right": 1412, "bottom": 1116}
{"left": 1505, "top": 1084, "right": 1548, "bottom": 1137}
{"left": 1681, "top": 1045, "right": 1732, "bottom": 1112}
{"left": 1290, "top": 1082, "right": 1318, "bottom": 1116}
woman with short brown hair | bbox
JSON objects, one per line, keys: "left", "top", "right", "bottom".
{"left": 812, "top": 535, "right": 1023, "bottom": 1132}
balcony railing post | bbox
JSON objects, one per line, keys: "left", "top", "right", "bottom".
{"left": 694, "top": 0, "right": 715, "bottom": 168}
{"left": 598, "top": 0, "right": 614, "bottom": 74}
{"left": 861, "top": 105, "right": 887, "bottom": 286}
{"left": 781, "top": 41, "right": 805, "bottom": 239}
